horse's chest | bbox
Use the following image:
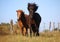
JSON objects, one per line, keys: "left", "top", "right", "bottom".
{"left": 30, "top": 19, "right": 35, "bottom": 24}
{"left": 18, "top": 20, "right": 23, "bottom": 27}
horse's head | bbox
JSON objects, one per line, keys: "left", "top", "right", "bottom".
{"left": 16, "top": 10, "right": 24, "bottom": 20}
{"left": 27, "top": 3, "right": 38, "bottom": 14}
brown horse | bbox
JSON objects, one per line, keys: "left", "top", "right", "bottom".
{"left": 16, "top": 10, "right": 36, "bottom": 36}
{"left": 16, "top": 10, "right": 29, "bottom": 36}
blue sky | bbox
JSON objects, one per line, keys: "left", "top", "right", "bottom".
{"left": 0, "top": 0, "right": 60, "bottom": 32}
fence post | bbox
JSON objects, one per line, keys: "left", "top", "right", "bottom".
{"left": 53, "top": 22, "right": 55, "bottom": 31}
{"left": 49, "top": 22, "right": 51, "bottom": 31}
{"left": 58, "top": 22, "right": 60, "bottom": 31}
{"left": 10, "top": 19, "right": 13, "bottom": 34}
{"left": 43, "top": 22, "right": 45, "bottom": 31}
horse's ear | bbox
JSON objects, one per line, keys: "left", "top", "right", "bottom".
{"left": 36, "top": 6, "right": 38, "bottom": 10}
{"left": 34, "top": 4, "right": 38, "bottom": 12}
{"left": 27, "top": 3, "right": 30, "bottom": 11}
{"left": 16, "top": 10, "right": 17, "bottom": 12}
{"left": 28, "top": 3, "right": 30, "bottom": 6}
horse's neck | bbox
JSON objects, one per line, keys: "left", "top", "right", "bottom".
{"left": 20, "top": 14, "right": 26, "bottom": 23}
{"left": 29, "top": 12, "right": 33, "bottom": 28}
{"left": 29, "top": 12, "right": 33, "bottom": 19}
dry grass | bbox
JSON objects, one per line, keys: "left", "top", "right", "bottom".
{"left": 0, "top": 31, "right": 60, "bottom": 42}
{"left": 0, "top": 23, "right": 60, "bottom": 42}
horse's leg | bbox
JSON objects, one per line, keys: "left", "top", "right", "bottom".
{"left": 31, "top": 24, "right": 36, "bottom": 36}
{"left": 20, "top": 27, "right": 22, "bottom": 35}
{"left": 21, "top": 26, "right": 24, "bottom": 36}
{"left": 35, "top": 22, "right": 40, "bottom": 36}
{"left": 30, "top": 27, "right": 32, "bottom": 37}
{"left": 25, "top": 28, "right": 28, "bottom": 36}
{"left": 29, "top": 24, "right": 32, "bottom": 37}
{"left": 36, "top": 27, "right": 39, "bottom": 36}
{"left": 33, "top": 31, "right": 36, "bottom": 36}
{"left": 23, "top": 28, "right": 26, "bottom": 36}
{"left": 29, "top": 25, "right": 32, "bottom": 37}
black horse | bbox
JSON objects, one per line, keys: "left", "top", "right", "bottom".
{"left": 27, "top": 3, "right": 42, "bottom": 36}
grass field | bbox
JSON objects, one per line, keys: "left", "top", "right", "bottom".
{"left": 0, "top": 23, "right": 60, "bottom": 42}
{"left": 0, "top": 31, "right": 60, "bottom": 42}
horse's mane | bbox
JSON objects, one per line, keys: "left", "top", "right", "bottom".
{"left": 19, "top": 11, "right": 28, "bottom": 28}
{"left": 20, "top": 12, "right": 26, "bottom": 22}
